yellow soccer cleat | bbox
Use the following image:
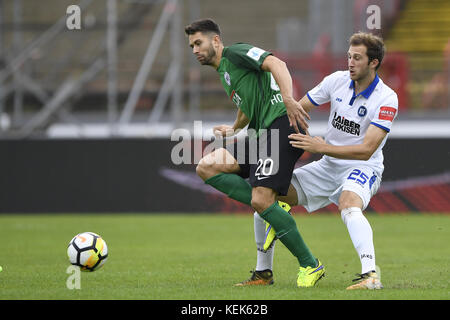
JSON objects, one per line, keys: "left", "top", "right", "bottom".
{"left": 297, "top": 259, "right": 325, "bottom": 288}
{"left": 234, "top": 269, "right": 274, "bottom": 287}
{"left": 263, "top": 201, "right": 291, "bottom": 252}
{"left": 346, "top": 271, "right": 383, "bottom": 290}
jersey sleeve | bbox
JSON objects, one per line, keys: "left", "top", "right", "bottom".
{"left": 370, "top": 92, "right": 399, "bottom": 133}
{"left": 306, "top": 71, "right": 342, "bottom": 106}
{"left": 224, "top": 43, "right": 272, "bottom": 71}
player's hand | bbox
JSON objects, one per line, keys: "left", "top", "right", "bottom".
{"left": 284, "top": 97, "right": 310, "bottom": 134}
{"left": 213, "top": 124, "right": 235, "bottom": 137}
{"left": 288, "top": 133, "right": 326, "bottom": 153}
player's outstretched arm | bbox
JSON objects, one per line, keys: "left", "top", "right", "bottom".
{"left": 261, "top": 55, "right": 310, "bottom": 133}
{"left": 298, "top": 95, "right": 316, "bottom": 115}
{"left": 289, "top": 124, "right": 387, "bottom": 160}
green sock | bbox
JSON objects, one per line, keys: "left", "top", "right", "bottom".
{"left": 260, "top": 201, "right": 317, "bottom": 268}
{"left": 204, "top": 173, "right": 252, "bottom": 206}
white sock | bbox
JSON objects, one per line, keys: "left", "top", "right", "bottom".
{"left": 254, "top": 212, "right": 275, "bottom": 271}
{"left": 341, "top": 207, "right": 376, "bottom": 274}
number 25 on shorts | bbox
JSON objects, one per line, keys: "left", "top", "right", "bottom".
{"left": 347, "top": 169, "right": 369, "bottom": 185}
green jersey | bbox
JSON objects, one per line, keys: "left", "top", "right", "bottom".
{"left": 217, "top": 43, "right": 287, "bottom": 136}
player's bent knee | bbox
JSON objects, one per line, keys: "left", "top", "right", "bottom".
{"left": 338, "top": 190, "right": 363, "bottom": 211}
{"left": 196, "top": 157, "right": 215, "bottom": 181}
{"left": 197, "top": 149, "right": 240, "bottom": 181}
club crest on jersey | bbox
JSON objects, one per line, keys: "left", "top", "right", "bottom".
{"left": 358, "top": 106, "right": 367, "bottom": 117}
{"left": 332, "top": 112, "right": 361, "bottom": 136}
{"left": 224, "top": 72, "right": 231, "bottom": 86}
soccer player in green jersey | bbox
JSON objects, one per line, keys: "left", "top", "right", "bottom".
{"left": 185, "top": 19, "right": 325, "bottom": 287}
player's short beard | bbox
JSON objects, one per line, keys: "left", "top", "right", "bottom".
{"left": 200, "top": 45, "right": 217, "bottom": 66}
{"left": 352, "top": 65, "right": 371, "bottom": 82}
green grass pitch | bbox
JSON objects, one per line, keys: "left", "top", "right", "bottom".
{"left": 0, "top": 213, "right": 448, "bottom": 300}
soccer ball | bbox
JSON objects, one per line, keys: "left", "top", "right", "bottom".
{"left": 67, "top": 232, "right": 108, "bottom": 272}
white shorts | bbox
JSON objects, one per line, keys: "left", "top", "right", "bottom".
{"left": 291, "top": 159, "right": 381, "bottom": 212}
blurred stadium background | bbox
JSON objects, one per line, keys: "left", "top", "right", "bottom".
{"left": 0, "top": 0, "right": 448, "bottom": 214}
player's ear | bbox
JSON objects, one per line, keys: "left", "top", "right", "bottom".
{"left": 212, "top": 34, "right": 222, "bottom": 47}
{"left": 370, "top": 58, "right": 379, "bottom": 70}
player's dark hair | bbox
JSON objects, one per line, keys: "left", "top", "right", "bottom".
{"left": 349, "top": 32, "right": 385, "bottom": 70}
{"left": 184, "top": 18, "right": 221, "bottom": 36}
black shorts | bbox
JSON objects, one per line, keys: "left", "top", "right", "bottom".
{"left": 226, "top": 115, "right": 305, "bottom": 196}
